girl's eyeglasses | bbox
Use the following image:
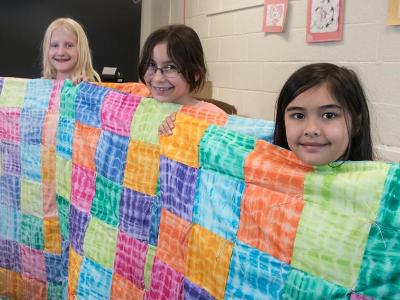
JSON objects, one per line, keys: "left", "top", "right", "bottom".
{"left": 145, "top": 63, "right": 180, "bottom": 78}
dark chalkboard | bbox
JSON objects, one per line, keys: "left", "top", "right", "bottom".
{"left": 0, "top": 0, "right": 142, "bottom": 82}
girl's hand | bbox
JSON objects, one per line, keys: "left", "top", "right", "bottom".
{"left": 73, "top": 75, "right": 89, "bottom": 85}
{"left": 158, "top": 112, "right": 177, "bottom": 136}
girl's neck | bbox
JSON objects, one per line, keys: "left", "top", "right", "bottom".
{"left": 175, "top": 95, "right": 200, "bottom": 106}
{"left": 55, "top": 72, "right": 71, "bottom": 81}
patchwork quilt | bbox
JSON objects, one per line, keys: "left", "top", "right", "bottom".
{"left": 0, "top": 77, "right": 399, "bottom": 300}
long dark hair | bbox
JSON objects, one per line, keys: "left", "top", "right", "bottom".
{"left": 138, "top": 24, "right": 206, "bottom": 93}
{"left": 273, "top": 63, "right": 374, "bottom": 161}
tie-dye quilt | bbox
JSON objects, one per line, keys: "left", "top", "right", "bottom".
{"left": 0, "top": 77, "right": 399, "bottom": 300}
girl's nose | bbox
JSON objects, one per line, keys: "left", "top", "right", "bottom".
{"left": 304, "top": 120, "right": 321, "bottom": 136}
{"left": 152, "top": 68, "right": 165, "bottom": 81}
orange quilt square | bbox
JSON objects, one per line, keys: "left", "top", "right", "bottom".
{"left": 186, "top": 224, "right": 233, "bottom": 300}
{"left": 124, "top": 140, "right": 160, "bottom": 196}
{"left": 160, "top": 113, "right": 209, "bottom": 168}
{"left": 42, "top": 109, "right": 59, "bottom": 147}
{"left": 42, "top": 147, "right": 56, "bottom": 182}
{"left": 72, "top": 122, "right": 101, "bottom": 171}
{"left": 180, "top": 105, "right": 227, "bottom": 126}
{"left": 244, "top": 140, "right": 313, "bottom": 196}
{"left": 111, "top": 273, "right": 145, "bottom": 300}
{"left": 43, "top": 217, "right": 62, "bottom": 254}
{"left": 0, "top": 269, "right": 22, "bottom": 299}
{"left": 237, "top": 184, "right": 304, "bottom": 263}
{"left": 22, "top": 276, "right": 47, "bottom": 299}
{"left": 156, "top": 209, "right": 191, "bottom": 274}
{"left": 68, "top": 246, "right": 83, "bottom": 296}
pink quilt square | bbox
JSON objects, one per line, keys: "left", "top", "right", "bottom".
{"left": 0, "top": 108, "right": 20, "bottom": 143}
{"left": 21, "top": 245, "right": 47, "bottom": 282}
{"left": 71, "top": 163, "right": 96, "bottom": 213}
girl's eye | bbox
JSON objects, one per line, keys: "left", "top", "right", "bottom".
{"left": 323, "top": 112, "right": 336, "bottom": 119}
{"left": 291, "top": 113, "right": 304, "bottom": 120}
{"left": 164, "top": 64, "right": 177, "bottom": 71}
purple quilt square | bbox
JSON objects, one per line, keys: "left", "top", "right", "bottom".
{"left": 95, "top": 130, "right": 129, "bottom": 184}
{"left": 0, "top": 239, "right": 21, "bottom": 272}
{"left": 159, "top": 156, "right": 198, "bottom": 222}
{"left": 114, "top": 231, "right": 148, "bottom": 289}
{"left": 69, "top": 205, "right": 89, "bottom": 255}
{"left": 21, "top": 244, "right": 47, "bottom": 282}
{"left": 1, "top": 142, "right": 21, "bottom": 176}
{"left": 146, "top": 257, "right": 184, "bottom": 300}
{"left": 184, "top": 278, "right": 215, "bottom": 300}
{"left": 119, "top": 188, "right": 156, "bottom": 242}
{"left": 0, "top": 174, "right": 20, "bottom": 209}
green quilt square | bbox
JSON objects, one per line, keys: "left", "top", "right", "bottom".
{"left": 56, "top": 194, "right": 70, "bottom": 241}
{"left": 59, "top": 80, "right": 78, "bottom": 120}
{"left": 83, "top": 217, "right": 118, "bottom": 269}
{"left": 20, "top": 213, "right": 44, "bottom": 250}
{"left": 20, "top": 179, "right": 43, "bottom": 217}
{"left": 130, "top": 98, "right": 179, "bottom": 145}
{"left": 0, "top": 77, "right": 27, "bottom": 107}
{"left": 55, "top": 156, "right": 72, "bottom": 200}
{"left": 90, "top": 174, "right": 122, "bottom": 227}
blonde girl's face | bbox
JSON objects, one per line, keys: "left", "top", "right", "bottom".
{"left": 48, "top": 27, "right": 79, "bottom": 80}
{"left": 144, "top": 42, "right": 195, "bottom": 105}
{"left": 284, "top": 84, "right": 350, "bottom": 166}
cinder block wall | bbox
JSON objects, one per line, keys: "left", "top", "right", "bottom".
{"left": 141, "top": 0, "right": 400, "bottom": 161}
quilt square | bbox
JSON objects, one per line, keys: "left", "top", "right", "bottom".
{"left": 193, "top": 168, "right": 244, "bottom": 241}
{"left": 111, "top": 272, "right": 145, "bottom": 300}
{"left": 144, "top": 245, "right": 156, "bottom": 290}
{"left": 0, "top": 108, "right": 20, "bottom": 143}
{"left": 199, "top": 125, "right": 256, "bottom": 178}
{"left": 56, "top": 194, "right": 70, "bottom": 241}
{"left": 42, "top": 146, "right": 56, "bottom": 183}
{"left": 180, "top": 105, "right": 228, "bottom": 125}
{"left": 83, "top": 217, "right": 118, "bottom": 269}
{"left": 59, "top": 80, "right": 77, "bottom": 120}
{"left": 56, "top": 116, "right": 75, "bottom": 159}
{"left": 20, "top": 213, "right": 44, "bottom": 250}
{"left": 156, "top": 208, "right": 191, "bottom": 274}
{"left": 20, "top": 244, "right": 46, "bottom": 282}
{"left": 75, "top": 82, "right": 108, "bottom": 127}
{"left": 47, "top": 282, "right": 67, "bottom": 300}
{"left": 0, "top": 268, "right": 23, "bottom": 299}
{"left": 43, "top": 217, "right": 62, "bottom": 254}
{"left": 23, "top": 78, "right": 53, "bottom": 109}
{"left": 237, "top": 183, "right": 304, "bottom": 263}
{"left": 146, "top": 257, "right": 184, "bottom": 300}
{"left": 55, "top": 155, "right": 72, "bottom": 200}
{"left": 45, "top": 251, "right": 68, "bottom": 284}
{"left": 21, "top": 144, "right": 42, "bottom": 182}
{"left": 225, "top": 115, "right": 275, "bottom": 141}
{"left": 43, "top": 182, "right": 57, "bottom": 217}
{"left": 159, "top": 156, "right": 198, "bottom": 222}
{"left": 186, "top": 224, "right": 233, "bottom": 300}
{"left": 0, "top": 203, "right": 19, "bottom": 241}
{"left": 119, "top": 188, "right": 155, "bottom": 241}
{"left": 91, "top": 174, "right": 122, "bottom": 227}
{"left": 69, "top": 205, "right": 90, "bottom": 255}
{"left": 42, "top": 109, "right": 59, "bottom": 147}
{"left": 20, "top": 108, "right": 45, "bottom": 145}
{"left": 68, "top": 246, "right": 83, "bottom": 296}
{"left": 48, "top": 80, "right": 63, "bottom": 110}
{"left": 76, "top": 257, "right": 113, "bottom": 300}
{"left": 160, "top": 113, "right": 209, "bottom": 168}
{"left": 124, "top": 140, "right": 160, "bottom": 196}
{"left": 226, "top": 240, "right": 290, "bottom": 300}
{"left": 281, "top": 268, "right": 349, "bottom": 299}
{"left": 183, "top": 278, "right": 214, "bottom": 300}
{"left": 114, "top": 231, "right": 148, "bottom": 289}
{"left": 244, "top": 140, "right": 313, "bottom": 195}
{"left": 21, "top": 276, "right": 47, "bottom": 299}
{"left": 72, "top": 122, "right": 102, "bottom": 171}
{"left": 0, "top": 239, "right": 21, "bottom": 272}
{"left": 149, "top": 197, "right": 162, "bottom": 246}
{"left": 0, "top": 142, "right": 20, "bottom": 176}
{"left": 130, "top": 98, "right": 179, "bottom": 144}
{"left": 0, "top": 174, "right": 20, "bottom": 208}
{"left": 0, "top": 77, "right": 27, "bottom": 107}
{"left": 71, "top": 163, "right": 96, "bottom": 213}
{"left": 101, "top": 91, "right": 141, "bottom": 137}
{"left": 20, "top": 179, "right": 43, "bottom": 217}
{"left": 95, "top": 130, "right": 129, "bottom": 184}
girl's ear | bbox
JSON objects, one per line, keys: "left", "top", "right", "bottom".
{"left": 352, "top": 114, "right": 362, "bottom": 136}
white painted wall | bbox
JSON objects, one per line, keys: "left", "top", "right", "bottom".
{"left": 140, "top": 0, "right": 400, "bottom": 161}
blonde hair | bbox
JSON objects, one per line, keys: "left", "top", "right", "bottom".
{"left": 41, "top": 18, "right": 101, "bottom": 82}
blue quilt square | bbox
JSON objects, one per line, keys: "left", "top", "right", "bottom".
{"left": 0, "top": 203, "right": 19, "bottom": 241}
{"left": 0, "top": 239, "right": 21, "bottom": 272}
{"left": 95, "top": 131, "right": 129, "bottom": 184}
{"left": 56, "top": 116, "right": 74, "bottom": 159}
{"left": 76, "top": 257, "right": 113, "bottom": 300}
{"left": 23, "top": 79, "right": 53, "bottom": 109}
{"left": 119, "top": 188, "right": 156, "bottom": 242}
{"left": 226, "top": 240, "right": 290, "bottom": 300}
{"left": 159, "top": 156, "right": 198, "bottom": 222}
{"left": 193, "top": 168, "right": 244, "bottom": 241}
{"left": 45, "top": 251, "right": 68, "bottom": 284}
{"left": 21, "top": 143, "right": 42, "bottom": 182}
{"left": 148, "top": 196, "right": 162, "bottom": 246}
{"left": 1, "top": 141, "right": 21, "bottom": 176}
{"left": 0, "top": 174, "right": 20, "bottom": 209}
{"left": 75, "top": 82, "right": 108, "bottom": 127}
{"left": 225, "top": 115, "right": 275, "bottom": 142}
{"left": 20, "top": 108, "right": 46, "bottom": 145}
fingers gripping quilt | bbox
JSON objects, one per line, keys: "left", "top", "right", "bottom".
{"left": 0, "top": 77, "right": 399, "bottom": 299}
